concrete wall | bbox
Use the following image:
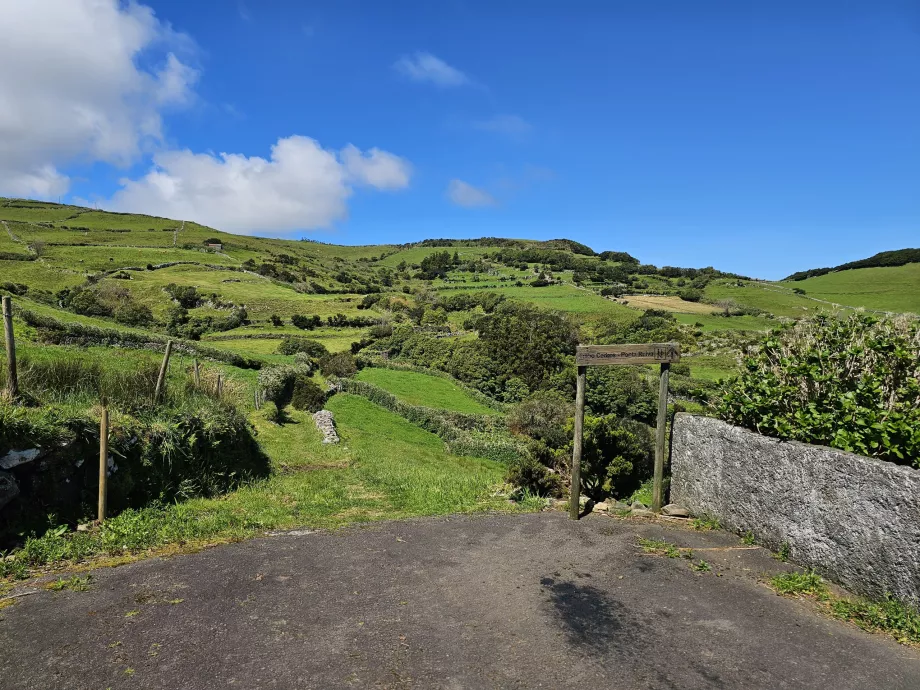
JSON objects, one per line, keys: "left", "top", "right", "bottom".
{"left": 670, "top": 413, "right": 920, "bottom": 603}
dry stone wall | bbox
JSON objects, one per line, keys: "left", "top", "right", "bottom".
{"left": 670, "top": 413, "right": 920, "bottom": 603}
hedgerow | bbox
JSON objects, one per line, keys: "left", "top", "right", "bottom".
{"left": 717, "top": 314, "right": 920, "bottom": 466}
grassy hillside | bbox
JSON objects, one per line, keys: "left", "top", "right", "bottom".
{"left": 355, "top": 367, "right": 498, "bottom": 415}
{"left": 780, "top": 264, "right": 920, "bottom": 314}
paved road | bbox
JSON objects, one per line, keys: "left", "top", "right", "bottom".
{"left": 1, "top": 512, "right": 918, "bottom": 689}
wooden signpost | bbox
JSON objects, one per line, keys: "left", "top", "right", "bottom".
{"left": 2, "top": 296, "right": 18, "bottom": 399}
{"left": 570, "top": 342, "right": 680, "bottom": 520}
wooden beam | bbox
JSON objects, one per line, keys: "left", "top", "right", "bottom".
{"left": 98, "top": 405, "right": 109, "bottom": 523}
{"left": 576, "top": 342, "right": 680, "bottom": 367}
{"left": 569, "top": 366, "right": 586, "bottom": 520}
{"left": 652, "top": 362, "right": 670, "bottom": 512}
{"left": 2, "top": 296, "right": 18, "bottom": 399}
{"left": 154, "top": 340, "right": 173, "bottom": 403}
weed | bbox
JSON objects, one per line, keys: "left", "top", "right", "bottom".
{"left": 775, "top": 542, "right": 791, "bottom": 562}
{"left": 692, "top": 515, "right": 720, "bottom": 531}
{"left": 47, "top": 575, "right": 91, "bottom": 592}
{"left": 168, "top": 598, "right": 184, "bottom": 605}
{"left": 637, "top": 537, "right": 681, "bottom": 558}
{"left": 831, "top": 595, "right": 920, "bottom": 646}
{"left": 771, "top": 570, "right": 828, "bottom": 598}
{"left": 742, "top": 531, "right": 756, "bottom": 545}
{"left": 124, "top": 610, "right": 139, "bottom": 617}
{"left": 691, "top": 560, "right": 712, "bottom": 573}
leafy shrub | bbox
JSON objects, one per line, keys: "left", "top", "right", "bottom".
{"left": 678, "top": 288, "right": 703, "bottom": 302}
{"left": 291, "top": 314, "right": 322, "bottom": 330}
{"left": 718, "top": 314, "right": 920, "bottom": 466}
{"left": 276, "top": 337, "right": 329, "bottom": 358}
{"left": 164, "top": 283, "right": 200, "bottom": 308}
{"left": 508, "top": 391, "right": 571, "bottom": 448}
{"left": 291, "top": 377, "right": 326, "bottom": 412}
{"left": 113, "top": 301, "right": 153, "bottom": 326}
{"left": 257, "top": 365, "right": 298, "bottom": 418}
{"left": 506, "top": 456, "right": 564, "bottom": 497}
{"left": 580, "top": 416, "right": 654, "bottom": 500}
{"left": 320, "top": 352, "right": 358, "bottom": 378}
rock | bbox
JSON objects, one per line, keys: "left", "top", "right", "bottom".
{"left": 0, "top": 470, "right": 20, "bottom": 512}
{"left": 661, "top": 504, "right": 690, "bottom": 518}
{"left": 593, "top": 501, "right": 609, "bottom": 512}
{"left": 631, "top": 501, "right": 648, "bottom": 510}
{"left": 631, "top": 508, "right": 655, "bottom": 518}
{"left": 611, "top": 501, "right": 632, "bottom": 512}
{"left": 671, "top": 412, "right": 920, "bottom": 604}
{"left": 312, "top": 410, "right": 340, "bottom": 444}
{"left": 0, "top": 448, "right": 41, "bottom": 470}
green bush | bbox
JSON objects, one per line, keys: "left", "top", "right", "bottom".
{"left": 717, "top": 314, "right": 920, "bottom": 466}
{"left": 113, "top": 301, "right": 153, "bottom": 326}
{"left": 291, "top": 377, "right": 326, "bottom": 412}
{"left": 276, "top": 336, "right": 329, "bottom": 358}
{"left": 508, "top": 391, "right": 571, "bottom": 448}
{"left": 580, "top": 416, "right": 654, "bottom": 500}
{"left": 257, "top": 365, "right": 298, "bottom": 418}
{"left": 506, "top": 455, "right": 564, "bottom": 497}
{"left": 320, "top": 351, "right": 358, "bottom": 378}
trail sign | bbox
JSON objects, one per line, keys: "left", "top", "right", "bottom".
{"left": 569, "top": 342, "right": 680, "bottom": 519}
{"left": 576, "top": 343, "right": 680, "bottom": 366}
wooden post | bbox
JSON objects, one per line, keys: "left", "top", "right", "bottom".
{"left": 216, "top": 374, "right": 223, "bottom": 398}
{"left": 192, "top": 358, "right": 200, "bottom": 387}
{"left": 98, "top": 404, "right": 109, "bottom": 523}
{"left": 2, "top": 296, "right": 18, "bottom": 399}
{"left": 652, "top": 362, "right": 670, "bottom": 512}
{"left": 569, "top": 365, "right": 587, "bottom": 520}
{"left": 154, "top": 340, "right": 173, "bottom": 402}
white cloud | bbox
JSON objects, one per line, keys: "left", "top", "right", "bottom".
{"left": 473, "top": 114, "right": 532, "bottom": 137}
{"left": 394, "top": 52, "right": 470, "bottom": 87}
{"left": 447, "top": 179, "right": 496, "bottom": 208}
{"left": 106, "top": 136, "right": 412, "bottom": 233}
{"left": 0, "top": 0, "right": 199, "bottom": 198}
{"left": 340, "top": 145, "right": 412, "bottom": 189}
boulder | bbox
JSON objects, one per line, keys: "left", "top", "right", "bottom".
{"left": 0, "top": 470, "right": 20, "bottom": 512}
{"left": 661, "top": 504, "right": 690, "bottom": 518}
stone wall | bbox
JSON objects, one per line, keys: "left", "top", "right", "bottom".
{"left": 670, "top": 413, "right": 920, "bottom": 603}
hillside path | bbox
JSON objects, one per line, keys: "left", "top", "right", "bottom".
{"left": 1, "top": 512, "right": 918, "bottom": 689}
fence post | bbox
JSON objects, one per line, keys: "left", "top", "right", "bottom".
{"left": 2, "top": 296, "right": 18, "bottom": 399}
{"left": 154, "top": 340, "right": 173, "bottom": 402}
{"left": 98, "top": 403, "right": 109, "bottom": 523}
{"left": 193, "top": 358, "right": 200, "bottom": 387}
{"left": 216, "top": 373, "right": 223, "bottom": 398}
{"left": 652, "top": 362, "right": 670, "bottom": 512}
{"left": 569, "top": 365, "right": 586, "bottom": 520}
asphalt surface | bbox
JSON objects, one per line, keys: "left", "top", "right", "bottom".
{"left": 1, "top": 511, "right": 918, "bottom": 689}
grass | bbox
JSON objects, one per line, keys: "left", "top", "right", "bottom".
{"left": 355, "top": 367, "right": 497, "bottom": 415}
{"left": 770, "top": 570, "right": 920, "bottom": 646}
{"left": 0, "top": 394, "right": 522, "bottom": 579}
{"left": 438, "top": 283, "right": 639, "bottom": 321}
{"left": 781, "top": 264, "right": 920, "bottom": 314}
{"left": 674, "top": 313, "right": 780, "bottom": 332}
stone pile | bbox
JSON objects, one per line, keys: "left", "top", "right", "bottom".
{"left": 312, "top": 410, "right": 339, "bottom": 444}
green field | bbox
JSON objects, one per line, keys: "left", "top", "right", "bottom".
{"left": 356, "top": 367, "right": 497, "bottom": 415}
{"left": 675, "top": 313, "right": 780, "bottom": 332}
{"left": 781, "top": 264, "right": 920, "bottom": 314}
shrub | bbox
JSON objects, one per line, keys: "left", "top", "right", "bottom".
{"left": 319, "top": 352, "right": 358, "bottom": 378}
{"left": 291, "top": 314, "right": 322, "bottom": 330}
{"left": 506, "top": 456, "right": 564, "bottom": 497}
{"left": 678, "top": 288, "right": 703, "bottom": 302}
{"left": 508, "top": 391, "right": 571, "bottom": 448}
{"left": 257, "top": 365, "right": 298, "bottom": 418}
{"left": 291, "top": 377, "right": 326, "bottom": 412}
{"left": 113, "top": 302, "right": 153, "bottom": 326}
{"left": 580, "top": 416, "right": 654, "bottom": 500}
{"left": 276, "top": 337, "right": 329, "bottom": 358}
{"left": 717, "top": 314, "right": 920, "bottom": 466}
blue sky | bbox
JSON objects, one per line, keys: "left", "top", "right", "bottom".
{"left": 2, "top": 1, "right": 918, "bottom": 279}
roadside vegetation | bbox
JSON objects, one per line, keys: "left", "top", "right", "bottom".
{"left": 2, "top": 195, "right": 920, "bottom": 638}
